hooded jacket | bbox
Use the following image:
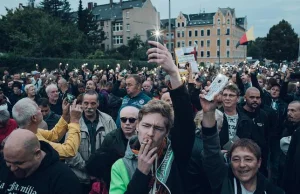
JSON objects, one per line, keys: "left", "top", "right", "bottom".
{"left": 0, "top": 141, "right": 81, "bottom": 194}
{"left": 202, "top": 125, "right": 284, "bottom": 194}
{"left": 110, "top": 84, "right": 195, "bottom": 194}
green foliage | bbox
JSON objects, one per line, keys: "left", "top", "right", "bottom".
{"left": 247, "top": 37, "right": 266, "bottom": 60}
{"left": 128, "top": 34, "right": 144, "bottom": 52}
{"left": 0, "top": 8, "right": 89, "bottom": 58}
{"left": 263, "top": 20, "right": 299, "bottom": 62}
{"left": 0, "top": 55, "right": 156, "bottom": 74}
{"left": 40, "top": 0, "right": 71, "bottom": 23}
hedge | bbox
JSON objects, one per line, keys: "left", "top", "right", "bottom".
{"left": 0, "top": 55, "right": 156, "bottom": 74}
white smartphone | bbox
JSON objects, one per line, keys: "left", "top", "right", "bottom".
{"left": 204, "top": 74, "right": 229, "bottom": 101}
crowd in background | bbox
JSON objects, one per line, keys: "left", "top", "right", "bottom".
{"left": 0, "top": 42, "right": 300, "bottom": 194}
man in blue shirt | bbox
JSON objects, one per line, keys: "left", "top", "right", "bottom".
{"left": 116, "top": 74, "right": 151, "bottom": 128}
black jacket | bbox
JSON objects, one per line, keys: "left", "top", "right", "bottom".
{"left": 283, "top": 127, "right": 300, "bottom": 194}
{"left": 86, "top": 128, "right": 128, "bottom": 186}
{"left": 0, "top": 141, "right": 81, "bottom": 194}
{"left": 114, "top": 85, "right": 195, "bottom": 194}
{"left": 188, "top": 83, "right": 202, "bottom": 111}
{"left": 219, "top": 108, "right": 256, "bottom": 148}
{"left": 44, "top": 111, "right": 60, "bottom": 130}
{"left": 112, "top": 80, "right": 126, "bottom": 98}
{"left": 202, "top": 125, "right": 284, "bottom": 194}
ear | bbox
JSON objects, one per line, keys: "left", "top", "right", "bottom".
{"left": 257, "top": 158, "right": 262, "bottom": 168}
{"left": 31, "top": 115, "right": 38, "bottom": 123}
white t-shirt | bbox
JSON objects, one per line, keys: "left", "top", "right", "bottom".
{"left": 225, "top": 113, "right": 238, "bottom": 139}
{"left": 241, "top": 183, "right": 255, "bottom": 194}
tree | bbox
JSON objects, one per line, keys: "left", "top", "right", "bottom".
{"left": 247, "top": 37, "right": 266, "bottom": 60}
{"left": 77, "top": 2, "right": 106, "bottom": 50}
{"left": 128, "top": 34, "right": 144, "bottom": 52}
{"left": 0, "top": 7, "right": 89, "bottom": 58}
{"left": 40, "top": 0, "right": 71, "bottom": 22}
{"left": 264, "top": 20, "right": 299, "bottom": 62}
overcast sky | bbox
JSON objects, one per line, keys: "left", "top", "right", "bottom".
{"left": 1, "top": 0, "right": 300, "bottom": 37}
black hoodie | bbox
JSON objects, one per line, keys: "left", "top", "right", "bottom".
{"left": 0, "top": 141, "right": 81, "bottom": 194}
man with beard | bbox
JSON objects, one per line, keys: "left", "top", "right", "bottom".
{"left": 282, "top": 101, "right": 300, "bottom": 194}
{"left": 85, "top": 80, "right": 96, "bottom": 92}
{"left": 240, "top": 87, "right": 270, "bottom": 176}
{"left": 46, "top": 84, "right": 62, "bottom": 115}
{"left": 66, "top": 90, "right": 116, "bottom": 193}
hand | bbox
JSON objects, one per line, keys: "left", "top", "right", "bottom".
{"left": 147, "top": 41, "right": 178, "bottom": 77}
{"left": 62, "top": 98, "right": 70, "bottom": 122}
{"left": 137, "top": 139, "right": 158, "bottom": 175}
{"left": 199, "top": 87, "right": 220, "bottom": 113}
{"left": 117, "top": 75, "right": 124, "bottom": 81}
{"left": 70, "top": 99, "right": 83, "bottom": 123}
{"left": 285, "top": 69, "right": 292, "bottom": 82}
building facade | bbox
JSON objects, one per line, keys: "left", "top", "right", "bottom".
{"left": 173, "top": 8, "right": 247, "bottom": 65}
{"left": 89, "top": 0, "right": 160, "bottom": 50}
{"left": 160, "top": 18, "right": 176, "bottom": 56}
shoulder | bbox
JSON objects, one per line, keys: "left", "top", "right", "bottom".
{"left": 112, "top": 158, "right": 126, "bottom": 171}
{"left": 99, "top": 111, "right": 114, "bottom": 121}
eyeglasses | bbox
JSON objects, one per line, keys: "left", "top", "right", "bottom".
{"left": 222, "top": 94, "right": 237, "bottom": 98}
{"left": 120, "top": 117, "right": 137, "bottom": 123}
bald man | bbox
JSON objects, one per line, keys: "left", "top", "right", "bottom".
{"left": 241, "top": 87, "right": 270, "bottom": 176}
{"left": 0, "top": 129, "right": 81, "bottom": 193}
{"left": 85, "top": 106, "right": 140, "bottom": 187}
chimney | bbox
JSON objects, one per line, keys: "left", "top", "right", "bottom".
{"left": 94, "top": 3, "right": 97, "bottom": 7}
{"left": 88, "top": 2, "right": 93, "bottom": 10}
{"left": 19, "top": 3, "right": 23, "bottom": 9}
{"left": 110, "top": 0, "right": 113, "bottom": 7}
{"left": 120, "top": 0, "right": 123, "bottom": 6}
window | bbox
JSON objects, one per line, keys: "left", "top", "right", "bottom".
{"left": 217, "top": 29, "right": 220, "bottom": 36}
{"left": 171, "top": 43, "right": 174, "bottom": 49}
{"left": 207, "top": 51, "right": 210, "bottom": 58}
{"left": 113, "top": 36, "right": 123, "bottom": 45}
{"left": 201, "top": 40, "right": 204, "bottom": 47}
{"left": 126, "top": 24, "right": 130, "bottom": 31}
{"left": 227, "top": 19, "right": 230, "bottom": 25}
{"left": 201, "top": 51, "right": 204, "bottom": 57}
{"left": 227, "top": 51, "right": 230, "bottom": 58}
{"left": 100, "top": 21, "right": 104, "bottom": 27}
{"left": 217, "top": 18, "right": 220, "bottom": 25}
{"left": 189, "top": 31, "right": 192, "bottom": 37}
{"left": 201, "top": 30, "right": 204, "bottom": 36}
{"left": 177, "top": 23, "right": 180, "bottom": 27}
{"left": 207, "top": 29, "right": 211, "bottom": 36}
{"left": 127, "top": 37, "right": 130, "bottom": 40}
{"left": 217, "top": 39, "right": 220, "bottom": 46}
{"left": 182, "top": 31, "right": 185, "bottom": 38}
{"left": 195, "top": 30, "right": 198, "bottom": 37}
{"left": 188, "top": 41, "right": 192, "bottom": 46}
{"left": 182, "top": 41, "right": 185, "bottom": 47}
{"left": 113, "top": 23, "right": 123, "bottom": 32}
{"left": 195, "top": 40, "right": 198, "bottom": 46}
{"left": 207, "top": 40, "right": 210, "bottom": 47}
{"left": 217, "top": 50, "right": 220, "bottom": 57}
{"left": 177, "top": 42, "right": 180, "bottom": 47}
{"left": 126, "top": 11, "right": 130, "bottom": 18}
{"left": 227, "top": 39, "right": 230, "bottom": 46}
{"left": 226, "top": 28, "right": 230, "bottom": 35}
{"left": 182, "top": 22, "right": 184, "bottom": 27}
{"left": 177, "top": 31, "right": 180, "bottom": 38}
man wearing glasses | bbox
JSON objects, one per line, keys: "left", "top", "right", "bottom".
{"left": 115, "top": 74, "right": 151, "bottom": 128}
{"left": 218, "top": 84, "right": 257, "bottom": 153}
{"left": 85, "top": 106, "right": 140, "bottom": 188}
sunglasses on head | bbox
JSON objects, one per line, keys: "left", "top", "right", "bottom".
{"left": 120, "top": 117, "right": 137, "bottom": 123}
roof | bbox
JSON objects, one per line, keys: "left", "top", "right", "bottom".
{"left": 219, "top": 8, "right": 235, "bottom": 16}
{"left": 187, "top": 13, "right": 215, "bottom": 26}
{"left": 236, "top": 17, "right": 246, "bottom": 26}
{"left": 160, "top": 18, "right": 176, "bottom": 29}
{"left": 92, "top": 0, "right": 144, "bottom": 21}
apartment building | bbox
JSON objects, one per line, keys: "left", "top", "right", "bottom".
{"left": 174, "top": 8, "right": 247, "bottom": 65}
{"left": 88, "top": 0, "right": 160, "bottom": 50}
{"left": 160, "top": 18, "right": 176, "bottom": 55}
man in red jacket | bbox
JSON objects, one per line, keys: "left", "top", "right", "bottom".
{"left": 0, "top": 109, "right": 17, "bottom": 145}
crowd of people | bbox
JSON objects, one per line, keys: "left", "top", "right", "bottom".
{"left": 0, "top": 41, "right": 300, "bottom": 194}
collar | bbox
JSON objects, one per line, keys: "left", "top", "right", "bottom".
{"left": 83, "top": 111, "right": 99, "bottom": 124}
